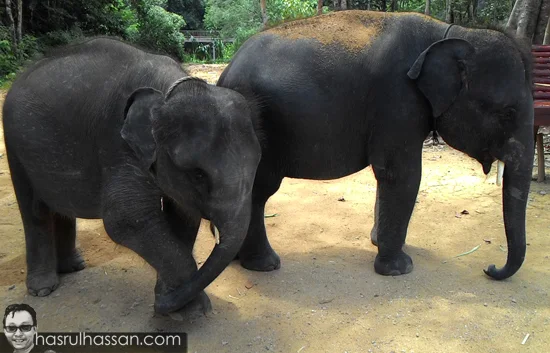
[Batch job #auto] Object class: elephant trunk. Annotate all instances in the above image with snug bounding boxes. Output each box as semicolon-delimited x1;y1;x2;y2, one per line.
154;203;251;313
484;132;534;280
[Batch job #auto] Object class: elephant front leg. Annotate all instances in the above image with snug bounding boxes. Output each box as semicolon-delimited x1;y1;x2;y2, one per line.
371;160;421;276
102;190;209;313
238;163;283;271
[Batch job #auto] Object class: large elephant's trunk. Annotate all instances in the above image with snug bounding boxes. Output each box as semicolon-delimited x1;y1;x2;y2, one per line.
484;131;534;280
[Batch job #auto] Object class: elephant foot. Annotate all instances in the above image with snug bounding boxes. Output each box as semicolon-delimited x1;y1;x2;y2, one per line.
57;249;86;273
240;250;281;272
27;271;60;296
374;250;413;276
155;290;212;316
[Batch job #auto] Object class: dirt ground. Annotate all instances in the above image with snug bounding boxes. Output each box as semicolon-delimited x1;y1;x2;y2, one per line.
1;64;549;353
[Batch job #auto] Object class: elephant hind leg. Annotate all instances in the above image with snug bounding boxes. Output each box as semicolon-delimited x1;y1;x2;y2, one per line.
7;153;59;296
55;214;86;273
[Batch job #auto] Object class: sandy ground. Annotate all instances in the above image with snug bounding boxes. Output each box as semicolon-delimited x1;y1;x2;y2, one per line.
0;64;549;353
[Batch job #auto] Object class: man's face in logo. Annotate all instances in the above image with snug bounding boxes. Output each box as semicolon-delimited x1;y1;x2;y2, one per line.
3;310;36;350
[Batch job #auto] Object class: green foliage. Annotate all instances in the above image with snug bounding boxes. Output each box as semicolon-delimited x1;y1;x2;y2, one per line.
204;0;320;52
129;0;187;59
38;26;85;48
167;0;206;29
204;0;262;38
0;26;39;85
476;0;513;25
267;0;318;24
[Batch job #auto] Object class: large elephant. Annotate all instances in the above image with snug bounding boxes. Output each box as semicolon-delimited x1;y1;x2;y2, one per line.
2;37;261;314
217;10;534;279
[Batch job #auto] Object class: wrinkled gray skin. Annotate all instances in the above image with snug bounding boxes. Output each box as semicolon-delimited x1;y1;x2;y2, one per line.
218;11;534;280
2;37;261;314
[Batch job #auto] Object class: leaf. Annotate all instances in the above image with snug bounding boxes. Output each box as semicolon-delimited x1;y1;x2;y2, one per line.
453;245;480;258
264;213;278;218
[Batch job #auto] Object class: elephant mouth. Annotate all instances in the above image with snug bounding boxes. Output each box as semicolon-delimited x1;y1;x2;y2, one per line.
477;150;496;175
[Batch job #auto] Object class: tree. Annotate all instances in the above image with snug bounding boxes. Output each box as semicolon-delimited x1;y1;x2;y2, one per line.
167;0;206;29
317;0;323;14
4;0;17;49
425;0;431;15
260;0;268;28
16;0;22;43
506;0;547;40
446;0;453;22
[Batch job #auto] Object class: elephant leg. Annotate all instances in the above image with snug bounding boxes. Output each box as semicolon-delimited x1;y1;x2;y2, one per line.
370;185;380;246
238;162;283;271
7;153;59;296
102;179;207;313
371;157;421;276
161;198;211;312
162;198;201;252
55;215;86;273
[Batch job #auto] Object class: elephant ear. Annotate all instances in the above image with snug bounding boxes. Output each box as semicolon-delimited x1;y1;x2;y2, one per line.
407;38;475;117
121;87;164;171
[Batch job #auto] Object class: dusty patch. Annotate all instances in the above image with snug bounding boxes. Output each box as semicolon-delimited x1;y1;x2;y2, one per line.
266;10;434;52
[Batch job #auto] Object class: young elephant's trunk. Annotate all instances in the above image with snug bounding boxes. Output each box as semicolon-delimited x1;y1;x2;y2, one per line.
484;128;534;280
154;200;252;314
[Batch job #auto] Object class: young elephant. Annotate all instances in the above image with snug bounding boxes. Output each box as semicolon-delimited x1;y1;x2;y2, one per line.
2;37;261;314
217;11;534;280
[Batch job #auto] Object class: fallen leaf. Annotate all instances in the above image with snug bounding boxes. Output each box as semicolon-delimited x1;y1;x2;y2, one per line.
338;197;345;202
454;245;480;258
483;239;492;244
264;213;278;218
461;210;469;215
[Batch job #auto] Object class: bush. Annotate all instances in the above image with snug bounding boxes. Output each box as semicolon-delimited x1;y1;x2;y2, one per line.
130;0;187;60
0;26;39;84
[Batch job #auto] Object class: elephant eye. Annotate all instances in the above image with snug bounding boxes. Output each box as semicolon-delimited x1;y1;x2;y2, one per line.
499;107;517;121
188;168;207;183
193;169;206;180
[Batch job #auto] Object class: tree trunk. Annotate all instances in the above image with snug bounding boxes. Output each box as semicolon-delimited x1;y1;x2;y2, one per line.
5;0;17;49
16;0;23;43
367;0;371;10
317;0;323;15
391;0;398;11
340;0;347;10
381;0;387;12
425;0;431;15
446;0;453;23
472;0;479;19
260;0;268;29
544;14;550;44
467;0;475;22
533;0;550;43
333;0;339;10
506;0;542;40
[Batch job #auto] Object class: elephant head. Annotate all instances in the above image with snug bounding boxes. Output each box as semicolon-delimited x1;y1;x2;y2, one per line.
408;32;534;280
121;77;261;312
